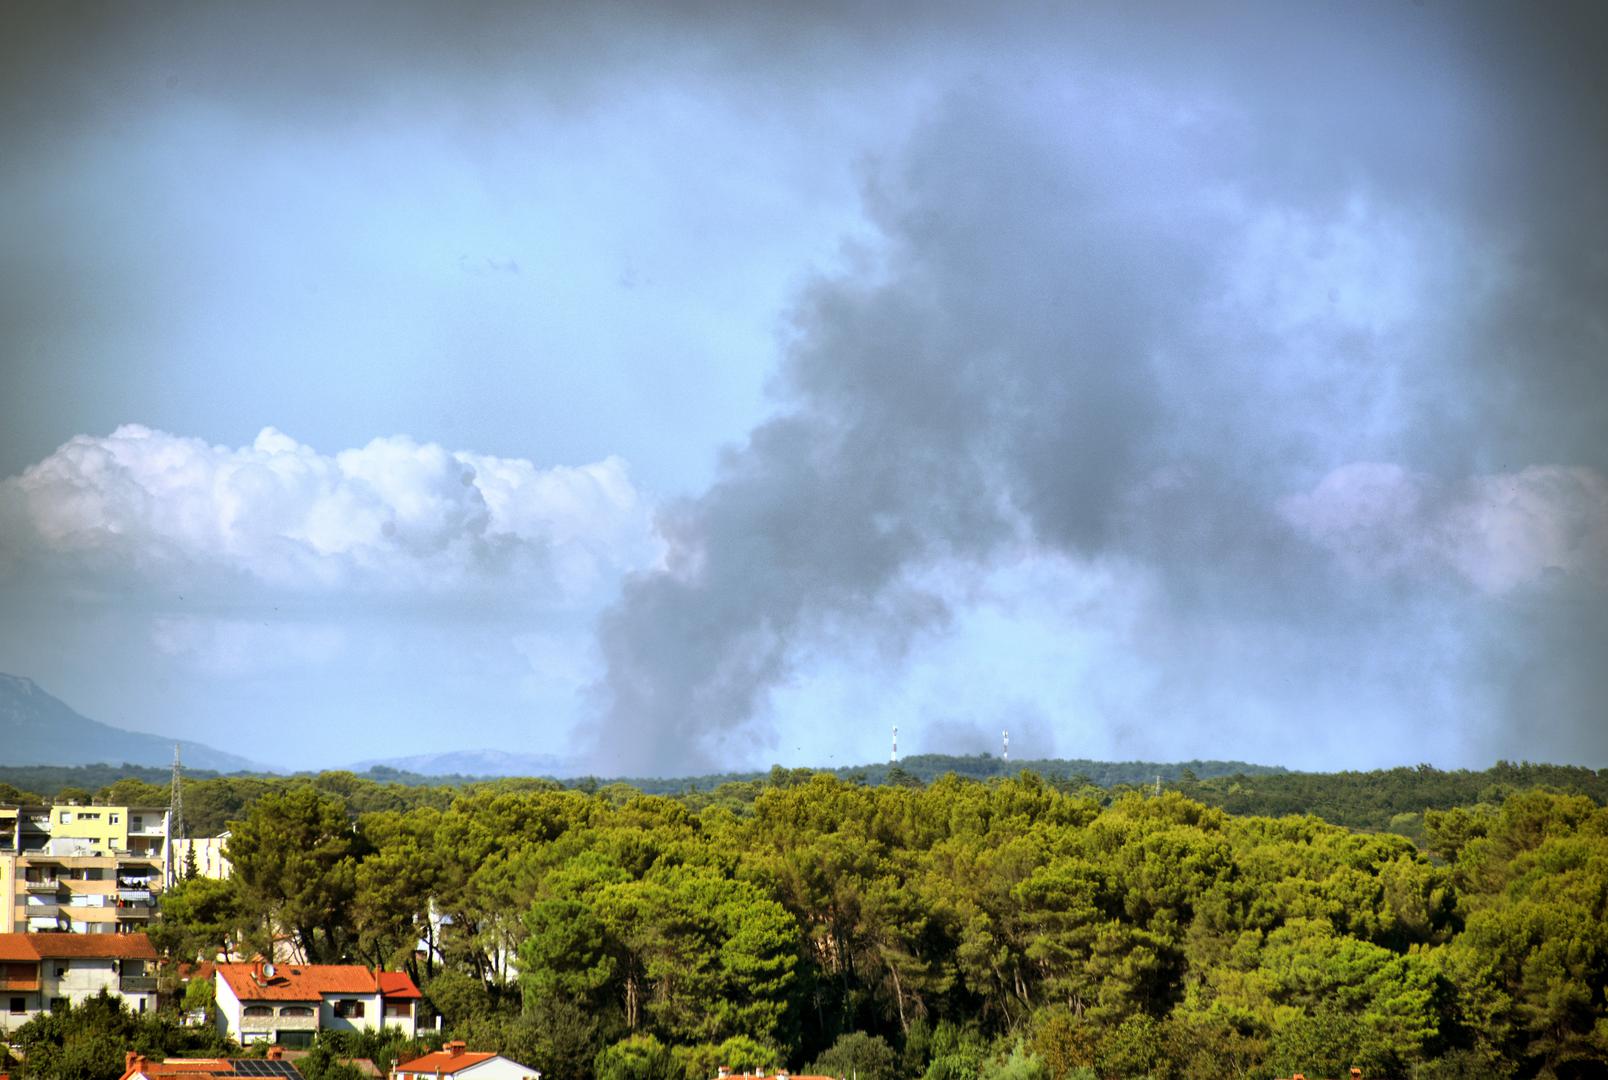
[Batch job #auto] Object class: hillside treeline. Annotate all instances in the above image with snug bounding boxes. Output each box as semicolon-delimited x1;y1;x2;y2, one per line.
145;772;1608;1080
5;758;1603;838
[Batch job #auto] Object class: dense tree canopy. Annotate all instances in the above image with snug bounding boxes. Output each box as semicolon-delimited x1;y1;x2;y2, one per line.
114;767;1608;1080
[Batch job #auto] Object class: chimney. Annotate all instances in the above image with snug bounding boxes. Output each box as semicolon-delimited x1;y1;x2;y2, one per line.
267;1047;284;1061
445;1041;467;1059
1350;1071;1362;1079
718;1069;731;1079
126;1051;148;1073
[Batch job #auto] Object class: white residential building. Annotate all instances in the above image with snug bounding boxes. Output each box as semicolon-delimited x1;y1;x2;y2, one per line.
0;932;160;1031
214;961;420;1048
393;1042;541;1080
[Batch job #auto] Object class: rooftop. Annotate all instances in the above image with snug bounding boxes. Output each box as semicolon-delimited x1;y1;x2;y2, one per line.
215;962;419;1002
0;932;158;962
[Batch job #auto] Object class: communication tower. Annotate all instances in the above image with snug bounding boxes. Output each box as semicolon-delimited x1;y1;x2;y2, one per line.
169;743;185;886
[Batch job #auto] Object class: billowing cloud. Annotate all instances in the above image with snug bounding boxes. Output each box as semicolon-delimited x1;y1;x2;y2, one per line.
589;5;1608;775
1283;463;1608;593
2;3;1605;773
0;424;660;601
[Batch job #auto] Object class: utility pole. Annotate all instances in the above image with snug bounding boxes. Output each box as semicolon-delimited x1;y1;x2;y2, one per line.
1002;729;1009;762
890;725;898;764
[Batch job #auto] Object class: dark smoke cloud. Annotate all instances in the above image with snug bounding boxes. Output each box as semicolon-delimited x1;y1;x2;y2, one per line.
3;2;1603;774
591;6;1608;775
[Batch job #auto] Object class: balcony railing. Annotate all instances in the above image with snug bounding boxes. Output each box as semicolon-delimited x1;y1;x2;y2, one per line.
118;889;154;903
24;879;63;892
119;976;159;993
117;907;153;920
0;976;40;992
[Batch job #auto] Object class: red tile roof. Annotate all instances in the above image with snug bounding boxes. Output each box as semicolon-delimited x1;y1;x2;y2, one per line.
377;971;422;999
122;1061;237;1079
0;933;158;961
0;937;37;963
215;962;419;1002
394;1050;500;1076
118;1058;296;1080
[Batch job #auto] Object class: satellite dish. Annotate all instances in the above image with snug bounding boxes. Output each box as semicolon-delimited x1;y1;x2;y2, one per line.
263;962;276;977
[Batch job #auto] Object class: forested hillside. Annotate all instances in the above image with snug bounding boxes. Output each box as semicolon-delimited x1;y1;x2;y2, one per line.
131;770;1608;1080
7;758;1602;839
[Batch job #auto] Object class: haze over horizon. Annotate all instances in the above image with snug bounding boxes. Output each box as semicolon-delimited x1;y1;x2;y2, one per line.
2;3;1605;776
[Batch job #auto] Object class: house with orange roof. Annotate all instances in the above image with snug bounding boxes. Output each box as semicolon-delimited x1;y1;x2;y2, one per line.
0;931;159;1032
118;1045;383;1080
392;1041;540;1080
214;961;419;1048
118;1046;305;1080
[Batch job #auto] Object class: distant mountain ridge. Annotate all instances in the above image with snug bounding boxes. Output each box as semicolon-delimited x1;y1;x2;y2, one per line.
346;748;574;778
0;673;266;773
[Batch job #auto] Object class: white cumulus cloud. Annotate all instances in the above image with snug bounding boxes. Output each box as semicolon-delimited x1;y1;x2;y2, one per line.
1281;462;1608;593
0;424;662;600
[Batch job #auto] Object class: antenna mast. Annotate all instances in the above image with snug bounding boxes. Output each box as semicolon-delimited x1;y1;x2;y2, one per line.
891;725;898;764
170;743;185;840
1002;729;1009;762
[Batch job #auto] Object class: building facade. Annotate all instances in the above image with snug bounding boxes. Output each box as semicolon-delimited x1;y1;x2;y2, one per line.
170;832;232;881
214;962;420;1048
1;804;169;934
0;931;160;1032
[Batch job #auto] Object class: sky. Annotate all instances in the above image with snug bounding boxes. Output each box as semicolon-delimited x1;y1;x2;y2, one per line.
1;2;1604;776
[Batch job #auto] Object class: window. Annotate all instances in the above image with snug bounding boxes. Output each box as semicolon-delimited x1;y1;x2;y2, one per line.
110;814;120;824
60;812;73;823
279;1006;314;1017
332;999;366;1019
54;965;68;977
385;1001;411;1017
243;1005;274;1018
9;998;24;1014
50;997;67;1011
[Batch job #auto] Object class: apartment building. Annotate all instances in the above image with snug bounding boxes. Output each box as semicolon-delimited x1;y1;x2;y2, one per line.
171;832;233;881
1;804;170;934
0;931;160;1032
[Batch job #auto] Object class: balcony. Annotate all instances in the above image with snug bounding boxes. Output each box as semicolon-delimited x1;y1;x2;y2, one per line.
116;906;153;920
0;976;40;993
24;879;63;893
118;889;154;903
22;901;60;916
119;976;159;994
239;1010;318;1033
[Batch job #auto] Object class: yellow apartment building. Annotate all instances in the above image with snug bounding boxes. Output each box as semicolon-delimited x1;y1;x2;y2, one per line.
2;804;169;935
